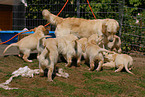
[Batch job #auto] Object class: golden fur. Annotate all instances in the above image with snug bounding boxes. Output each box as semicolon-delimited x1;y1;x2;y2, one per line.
107;35;122;53
42;9;119;42
3;25;48;62
103;53;134;75
88;34;104;48
56;34;78;67
37;38;58;81
88;34;122;53
37;35;52;57
76;38;113;71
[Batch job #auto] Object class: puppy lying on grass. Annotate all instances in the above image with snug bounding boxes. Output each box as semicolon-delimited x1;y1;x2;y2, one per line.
3;25;48;62
103;52;134;75
76;38;113;71
37;37;58;82
56;34;78;67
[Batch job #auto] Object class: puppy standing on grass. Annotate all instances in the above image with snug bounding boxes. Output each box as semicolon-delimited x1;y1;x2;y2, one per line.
37;37;58;82
103;52;134;75
3;25;48;62
76;38;113;71
56;34;78;67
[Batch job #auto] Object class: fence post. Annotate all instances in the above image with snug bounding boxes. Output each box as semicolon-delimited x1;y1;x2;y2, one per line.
118;0;125;37
77;0;80;18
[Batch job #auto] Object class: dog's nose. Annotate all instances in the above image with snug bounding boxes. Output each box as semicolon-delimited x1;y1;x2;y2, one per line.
109;39;113;42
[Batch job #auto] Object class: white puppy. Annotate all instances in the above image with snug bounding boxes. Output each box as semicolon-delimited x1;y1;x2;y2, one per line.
3;25;48;62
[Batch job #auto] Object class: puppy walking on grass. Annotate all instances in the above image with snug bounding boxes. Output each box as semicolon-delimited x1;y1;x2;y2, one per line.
3;25;48;62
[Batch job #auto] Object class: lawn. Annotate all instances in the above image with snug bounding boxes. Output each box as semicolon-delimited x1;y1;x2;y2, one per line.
0;54;145;97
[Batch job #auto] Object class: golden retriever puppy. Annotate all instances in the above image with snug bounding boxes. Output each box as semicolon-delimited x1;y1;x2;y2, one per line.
37;35;52;58
103;53;134;75
3;25;48;62
88;34;104;47
76;38;113;71
75;38;88;66
42;9;119;42
56;34;78;67
37;38;58;82
107;35;122;53
88;34;122;53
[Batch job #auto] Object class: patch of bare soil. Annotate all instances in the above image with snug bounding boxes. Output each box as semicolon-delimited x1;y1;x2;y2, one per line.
0;53;145;96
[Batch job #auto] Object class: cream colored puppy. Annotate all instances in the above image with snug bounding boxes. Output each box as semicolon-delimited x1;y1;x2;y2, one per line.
88;34;104;48
3;25;48;62
107;35;122;53
37;37;58;82
76;38;113;71
103;53;134;75
37;35;52;57
42;9;119;42
75;38;88;66
88;34;122;53
56;34;78;67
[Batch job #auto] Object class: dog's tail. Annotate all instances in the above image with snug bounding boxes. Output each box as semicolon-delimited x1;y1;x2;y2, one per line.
37;35;52;52
42;9;63;25
3;43;18;55
98;48;114;54
125;62;134;75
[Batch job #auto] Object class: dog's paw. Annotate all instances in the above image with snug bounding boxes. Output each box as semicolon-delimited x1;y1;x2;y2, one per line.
96;69;100;72
28;60;33;62
77;63;81;67
65;63;71;67
89;68;94;71
115;70;118;72
129;68;132;70
48;79;53;82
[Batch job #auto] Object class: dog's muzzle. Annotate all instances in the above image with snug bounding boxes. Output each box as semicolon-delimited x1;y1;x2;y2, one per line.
109;39;113;42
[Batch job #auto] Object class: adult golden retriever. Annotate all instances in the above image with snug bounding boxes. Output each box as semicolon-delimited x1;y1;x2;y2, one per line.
42;9;119;42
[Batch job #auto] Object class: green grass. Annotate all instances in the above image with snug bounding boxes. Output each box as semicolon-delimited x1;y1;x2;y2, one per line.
0;56;145;97
50;80;77;95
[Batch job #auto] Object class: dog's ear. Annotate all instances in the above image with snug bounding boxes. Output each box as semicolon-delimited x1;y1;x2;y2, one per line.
116;21;120;31
54;38;58;48
112;53;117;60
42;26;46;32
102;24;107;34
74;39;78;52
90;40;97;45
46;47;50;56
